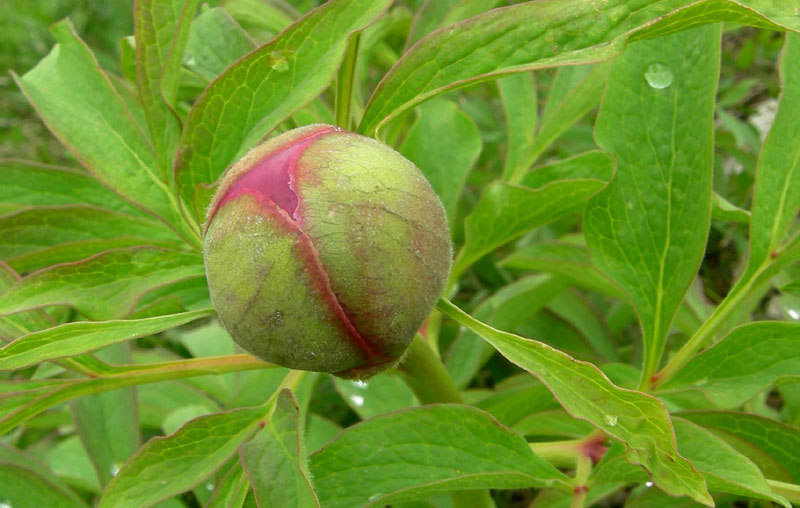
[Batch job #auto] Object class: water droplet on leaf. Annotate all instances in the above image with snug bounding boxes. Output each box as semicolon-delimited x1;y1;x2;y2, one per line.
0;500;12;508
352;380;368;388
644;63;673;89
110;462;121;477
645;481;654;487
350;395;365;406
604;414;618;426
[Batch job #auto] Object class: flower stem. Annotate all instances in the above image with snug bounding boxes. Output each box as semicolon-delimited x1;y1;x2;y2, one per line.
398;334;461;404
398;334;495;508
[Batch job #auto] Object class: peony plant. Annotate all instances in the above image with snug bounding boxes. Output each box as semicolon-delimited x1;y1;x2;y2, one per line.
0;1;799;507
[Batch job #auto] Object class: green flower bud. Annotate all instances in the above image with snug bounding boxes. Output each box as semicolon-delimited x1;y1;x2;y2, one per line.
203;125;451;378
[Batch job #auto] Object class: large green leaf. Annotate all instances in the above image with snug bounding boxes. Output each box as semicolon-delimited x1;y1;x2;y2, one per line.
184;6;256;81
0;463;88;508
135;0;198;175
446;275;568;388
0;309;213;371
399;98;481;224
678;411;800;483
510;63;610;183
0;247;204;320
15;21;198;246
71;344;141;486
98;372;300;508
584;26;719;383
309;404;567;508
359;0;799;136
437;298;712;505
740;32;800;283
654;30;800;388
98;405;267;508
239;389;320;507
0;355;271;434
174;0;393;222
0;160;145;217
451;177;606;280
497;72;536;180
206;461;250;508
673;418;789;506
0;205;179;261
502;242;625;299
661;321;800;408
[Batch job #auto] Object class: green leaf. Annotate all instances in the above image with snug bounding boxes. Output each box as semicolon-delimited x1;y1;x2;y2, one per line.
436;298;713;505
0;205;180;261
405;0;460;47
206;462;250;508
98;404;268;508
71;344;141;486
0;309;212;371
0;355;270;434
0;463;89;508
47;436;102;493
15;20;198;246
0;247;204;320
673;417;790;506
452;177;606;280
740;33;800;282
174;0;392;222
501;241;624;299
678;411;800;483
98;373;302;508
661;321;800;408
521;150;614;189
135;0;199;175
333;375;416;419
498;72;536;180
240;389;320;508
221;0;297;39
359;0;800;136
584;26;720;383
511;63;610;183
399;99;481;225
6;238;180;275
309;404;567;508
184;6;256;81
445;275;568;388
0;160;146;217
711;192;750;224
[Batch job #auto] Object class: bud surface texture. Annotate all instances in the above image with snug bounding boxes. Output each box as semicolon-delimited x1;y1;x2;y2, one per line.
203;125;451;377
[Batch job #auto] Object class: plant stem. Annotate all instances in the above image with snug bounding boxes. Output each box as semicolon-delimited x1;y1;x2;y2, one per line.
334;31;361;131
570;456;592;508
398;335;495;508
399;334;462;404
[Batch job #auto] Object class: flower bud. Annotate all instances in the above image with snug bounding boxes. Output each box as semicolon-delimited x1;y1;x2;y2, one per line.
203;125;451;378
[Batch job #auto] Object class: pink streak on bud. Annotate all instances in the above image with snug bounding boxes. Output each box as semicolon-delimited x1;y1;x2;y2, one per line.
209;126;336;225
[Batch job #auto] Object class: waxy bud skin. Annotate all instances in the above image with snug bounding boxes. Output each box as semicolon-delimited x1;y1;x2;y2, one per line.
203;125;451;378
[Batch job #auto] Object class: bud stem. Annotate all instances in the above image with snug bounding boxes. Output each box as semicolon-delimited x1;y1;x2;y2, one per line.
398;335;496;508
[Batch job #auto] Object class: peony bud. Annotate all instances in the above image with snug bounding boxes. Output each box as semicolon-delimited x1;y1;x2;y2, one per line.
203;125;451;378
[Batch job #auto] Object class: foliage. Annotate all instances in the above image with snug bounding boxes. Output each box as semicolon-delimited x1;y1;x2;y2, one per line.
2;0;800;507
